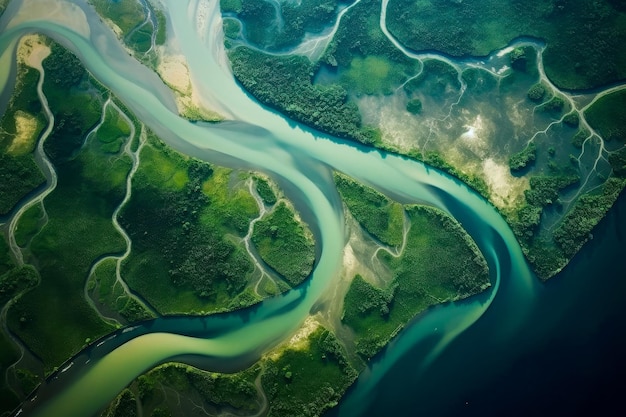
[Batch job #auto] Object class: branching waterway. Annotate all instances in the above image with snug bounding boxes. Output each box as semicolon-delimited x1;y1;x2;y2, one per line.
0;1;624;416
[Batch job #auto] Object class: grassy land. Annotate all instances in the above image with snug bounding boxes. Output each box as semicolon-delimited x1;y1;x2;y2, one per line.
386;0;626;89
104;362;260;416
225;0;340;50
262;326;358;417
89;0;166;58
120;133;260;314
14;203;44;247
255;176;277;205
0;330;20;415
507;175;626;279
585;90;626;144
96;104;131;154
89;0;145;35
6;42;133;370
0;234;39;415
229;47;381;145
0;61;46;215
343;205;489;359
334;172;403;247
88;259;154;324
251;202;315;286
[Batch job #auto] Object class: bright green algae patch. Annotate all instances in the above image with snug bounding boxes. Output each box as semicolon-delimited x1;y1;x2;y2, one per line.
334;172;403;247
386;0;626;89
120;133;259;314
252;202;315;286
343;205;490;359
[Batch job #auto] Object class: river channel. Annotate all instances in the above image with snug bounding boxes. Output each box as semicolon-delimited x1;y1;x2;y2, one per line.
0;1;623;416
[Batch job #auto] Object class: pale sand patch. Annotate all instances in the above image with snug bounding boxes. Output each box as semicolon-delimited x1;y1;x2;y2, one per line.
156;50;222;121
16;34;51;71
158;55;190;93
482;158;529;209
286;316;320;350
8;0;90;38
7;110;39;156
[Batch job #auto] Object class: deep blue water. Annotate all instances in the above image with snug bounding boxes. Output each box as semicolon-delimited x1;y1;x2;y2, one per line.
331;190;626;416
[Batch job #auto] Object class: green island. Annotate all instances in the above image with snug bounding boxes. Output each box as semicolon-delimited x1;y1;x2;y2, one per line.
338;175;490;358
251;201;315;286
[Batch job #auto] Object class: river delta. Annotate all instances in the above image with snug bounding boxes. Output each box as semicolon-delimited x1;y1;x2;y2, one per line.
0;1;625;416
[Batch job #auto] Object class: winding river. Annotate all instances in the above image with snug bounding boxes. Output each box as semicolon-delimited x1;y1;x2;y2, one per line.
0;1;622;416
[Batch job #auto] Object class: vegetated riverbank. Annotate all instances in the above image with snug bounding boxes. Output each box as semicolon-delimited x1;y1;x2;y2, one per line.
119;131;262;314
251;201;315;287
88;0;223;122
103;317;357;417
7;39;131;371
0;35;47;216
337;175;489;359
385;0;626;90
222;0;626;281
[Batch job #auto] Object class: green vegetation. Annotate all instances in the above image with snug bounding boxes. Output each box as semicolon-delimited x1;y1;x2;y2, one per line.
341;55;411;96
608;147;626;177
406;98;422;114
403;59;461;99
343;205;489;358
154;8;167;45
510;175;579;243
462;67;499;95
0;236;39;414
89;0;165;58
563;112;580;127
96;105;131;154
554;178;625;258
89;259;154;324
221;0;243;13
0;330;20;414
419;152;490;198
229;47;380;145
585;90;626;143
0;61;46;215
105;362;260;416
255;176;277;205
509;142;537;171
262;327;357;417
571;128;589;148
539;96;565;115
386;0;626;89
7;43;130;370
334;173;404;247
527;83;547;102
226;0;339;49
14;203;45;247
252;202;315;286
120;133;259;314
89;0;145;35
